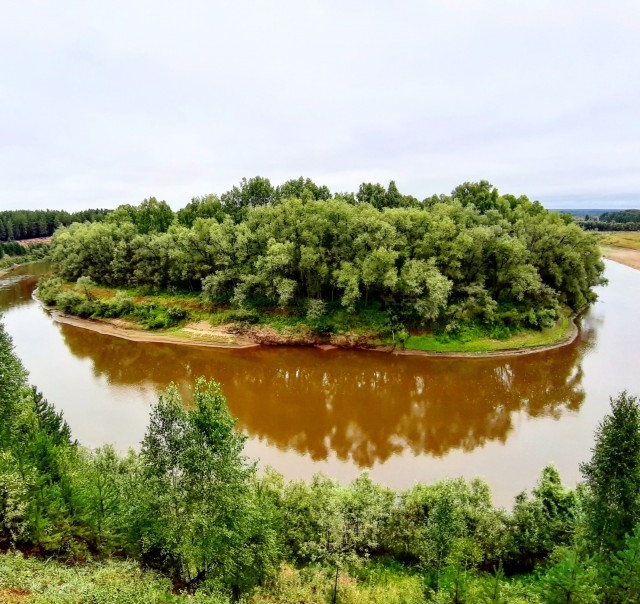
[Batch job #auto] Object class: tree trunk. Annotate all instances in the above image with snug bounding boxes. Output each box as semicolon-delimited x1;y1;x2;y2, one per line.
332;565;339;604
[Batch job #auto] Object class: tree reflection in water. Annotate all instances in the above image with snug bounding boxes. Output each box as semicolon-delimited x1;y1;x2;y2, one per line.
58;318;593;467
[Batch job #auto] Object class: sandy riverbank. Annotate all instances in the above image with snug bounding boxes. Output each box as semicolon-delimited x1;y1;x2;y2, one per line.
43;304;580;358
47;310;260;349
601;245;640;271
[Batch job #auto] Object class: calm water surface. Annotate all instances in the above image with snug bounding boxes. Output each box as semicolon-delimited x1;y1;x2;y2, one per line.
2;260;639;506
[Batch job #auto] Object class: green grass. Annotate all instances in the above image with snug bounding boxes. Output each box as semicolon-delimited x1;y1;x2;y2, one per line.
599;232;640;250
0;552;542;604
0;553;427;604
0;551;205;604
401;316;572;353
0;254;44;272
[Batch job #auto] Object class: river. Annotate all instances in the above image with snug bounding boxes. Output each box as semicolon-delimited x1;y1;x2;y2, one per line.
1;260;639;507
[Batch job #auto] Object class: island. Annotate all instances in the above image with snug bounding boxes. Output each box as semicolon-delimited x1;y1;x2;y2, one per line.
36;178;604;355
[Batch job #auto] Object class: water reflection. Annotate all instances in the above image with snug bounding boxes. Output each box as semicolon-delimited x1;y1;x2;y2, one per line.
0;262;51;311
11;260;640;506
56;316;592;466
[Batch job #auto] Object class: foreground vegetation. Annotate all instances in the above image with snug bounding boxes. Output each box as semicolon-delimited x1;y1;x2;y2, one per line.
2;317;640;602
46;178;603;351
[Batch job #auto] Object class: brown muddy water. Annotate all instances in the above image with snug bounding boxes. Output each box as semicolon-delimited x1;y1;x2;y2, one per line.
2;260;639;507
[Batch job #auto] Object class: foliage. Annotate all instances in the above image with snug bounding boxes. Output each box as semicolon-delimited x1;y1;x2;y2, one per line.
133;378;278;593
579;220;640;232
599;209;640;224
38;276;189;329
538;547;600;603
505;466;577;573
0;242;50;270
0;208;109;242
580;392;640;555
49;179;605;334
603;525;640;603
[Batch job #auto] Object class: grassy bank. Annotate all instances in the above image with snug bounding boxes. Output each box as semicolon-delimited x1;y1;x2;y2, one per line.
598;232;640;271
0;254;47;275
401;315;573;353
36;277;577;355
598;231;640;250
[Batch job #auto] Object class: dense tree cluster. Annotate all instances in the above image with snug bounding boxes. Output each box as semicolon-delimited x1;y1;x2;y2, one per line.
0;241;28;258
0;320;275;594
0;241;50;270
50;179;604;332
0;208;110;241
579;209;640;231
2;318;640;601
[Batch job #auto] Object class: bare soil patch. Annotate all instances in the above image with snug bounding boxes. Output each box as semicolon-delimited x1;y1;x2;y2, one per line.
48;312;258;349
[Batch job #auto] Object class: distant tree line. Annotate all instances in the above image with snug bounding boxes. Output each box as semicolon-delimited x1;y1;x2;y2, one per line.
578;209;640;231
2;318;640;602
600;209;640;223
49;178;605;333
0;208;111;242
579;221;640;232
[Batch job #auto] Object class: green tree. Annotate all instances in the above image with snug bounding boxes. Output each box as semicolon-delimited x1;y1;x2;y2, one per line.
277;177;331;202
605;524;640;603
134;378;277;595
176;195;225;227
540;547;599;604
221;176;276;221
0;320;29;447
580;392;640;554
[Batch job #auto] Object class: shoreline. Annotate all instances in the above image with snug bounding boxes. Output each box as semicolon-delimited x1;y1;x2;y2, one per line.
601;245;640;272
40;299;580;358
0;259;44;279
45;308;260;349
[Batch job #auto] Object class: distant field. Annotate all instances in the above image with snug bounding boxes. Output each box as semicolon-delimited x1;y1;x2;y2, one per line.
599;232;640;250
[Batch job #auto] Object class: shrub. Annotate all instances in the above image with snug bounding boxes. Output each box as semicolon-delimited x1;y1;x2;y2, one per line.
306;298;326;321
55;290;85;314
37;276;64;305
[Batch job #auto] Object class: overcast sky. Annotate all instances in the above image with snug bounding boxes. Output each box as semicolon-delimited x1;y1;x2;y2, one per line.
1;1;638;211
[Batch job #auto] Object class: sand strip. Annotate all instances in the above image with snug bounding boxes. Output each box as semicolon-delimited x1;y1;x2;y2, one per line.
601;246;640;271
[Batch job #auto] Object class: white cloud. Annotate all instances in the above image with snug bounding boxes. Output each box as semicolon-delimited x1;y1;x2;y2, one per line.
1;0;638;210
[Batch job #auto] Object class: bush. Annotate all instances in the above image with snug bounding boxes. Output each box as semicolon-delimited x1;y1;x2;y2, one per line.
37;276;64;305
111;291;135;315
129;302;187;329
166;306;188;322
55;290;85;314
306;298;326;321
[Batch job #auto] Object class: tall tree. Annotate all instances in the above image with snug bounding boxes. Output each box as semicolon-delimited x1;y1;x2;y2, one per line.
580;392;640;554
134;378;277;594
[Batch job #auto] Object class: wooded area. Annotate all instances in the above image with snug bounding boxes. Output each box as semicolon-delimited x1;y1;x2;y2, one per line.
0;209;110;241
48;179;605;334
